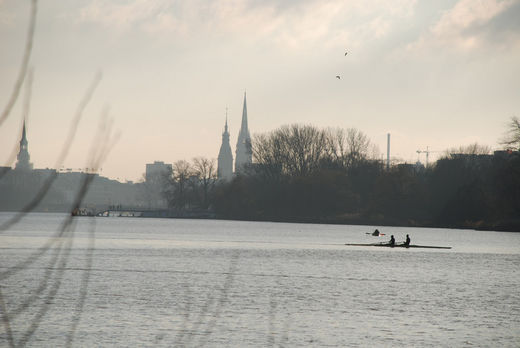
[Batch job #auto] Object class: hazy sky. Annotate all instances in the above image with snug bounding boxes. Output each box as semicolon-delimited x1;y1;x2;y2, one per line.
1;0;519;181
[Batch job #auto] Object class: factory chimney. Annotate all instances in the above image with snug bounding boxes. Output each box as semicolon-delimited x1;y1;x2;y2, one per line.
386;133;390;170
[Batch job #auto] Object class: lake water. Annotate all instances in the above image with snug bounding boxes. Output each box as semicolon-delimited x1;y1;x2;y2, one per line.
1;212;519;347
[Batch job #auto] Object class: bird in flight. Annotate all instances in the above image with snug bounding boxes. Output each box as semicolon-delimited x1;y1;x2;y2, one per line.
336;75;341;79
344;51;348;56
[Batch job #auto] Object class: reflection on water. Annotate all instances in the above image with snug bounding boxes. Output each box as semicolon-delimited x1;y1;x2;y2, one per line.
1;213;519;347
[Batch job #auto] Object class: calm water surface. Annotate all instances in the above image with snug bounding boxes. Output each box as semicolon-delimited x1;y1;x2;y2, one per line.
1;213;519;347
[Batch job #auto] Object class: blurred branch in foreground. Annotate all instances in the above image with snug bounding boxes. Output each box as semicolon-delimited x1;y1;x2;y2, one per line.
0;0;37;128
0;113;119;347
0;69;34;181
0;72;102;233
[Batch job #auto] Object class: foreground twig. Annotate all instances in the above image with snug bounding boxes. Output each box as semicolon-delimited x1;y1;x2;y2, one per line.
177;250;240;347
1;114;118;346
0;0;37;128
0;69;33;180
0;72;102;233
65;218;96;348
0;288;14;348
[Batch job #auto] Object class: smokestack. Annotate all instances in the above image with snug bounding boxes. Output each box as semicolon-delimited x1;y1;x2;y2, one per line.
386;133;390;170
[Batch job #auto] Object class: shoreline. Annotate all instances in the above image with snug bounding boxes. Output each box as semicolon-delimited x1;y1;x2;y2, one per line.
1;209;519;233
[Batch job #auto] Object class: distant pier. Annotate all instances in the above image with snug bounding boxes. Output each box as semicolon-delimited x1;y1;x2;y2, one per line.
90;207;216;219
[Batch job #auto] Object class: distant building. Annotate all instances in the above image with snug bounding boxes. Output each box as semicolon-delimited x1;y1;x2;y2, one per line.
1;122;157;211
15;120;33;171
235;92;252;173
145;161;172;184
217;115;233;181
143;161;172;209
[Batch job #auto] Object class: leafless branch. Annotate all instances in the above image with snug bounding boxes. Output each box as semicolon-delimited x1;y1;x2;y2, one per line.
16;230;75;347
0;68;34;180
196;250;239;347
6;238;67;318
500;116;520;150
1;114;118;346
0;288;14;348
0;0;37;128
0;72;102;233
65;218;96;348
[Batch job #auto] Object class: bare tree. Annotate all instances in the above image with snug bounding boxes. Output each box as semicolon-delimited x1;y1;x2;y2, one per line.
168;160;192;209
445;143;491;156
192;157;217;209
344;128;371;163
324;128;372;169
289;125;328;176
253;124;328;177
253;125;374;178
251;133;284;180
501;116;520;150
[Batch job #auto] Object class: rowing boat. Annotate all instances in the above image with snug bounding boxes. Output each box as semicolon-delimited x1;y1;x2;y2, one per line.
344;243;451;249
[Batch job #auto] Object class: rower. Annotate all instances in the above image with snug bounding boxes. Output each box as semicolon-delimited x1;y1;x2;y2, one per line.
389;235;395;247
404;234;410;247
372;229;380;236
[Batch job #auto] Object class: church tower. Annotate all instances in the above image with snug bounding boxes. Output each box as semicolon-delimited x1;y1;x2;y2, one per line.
217;111;233;181
15;120;33;171
235;92;252;173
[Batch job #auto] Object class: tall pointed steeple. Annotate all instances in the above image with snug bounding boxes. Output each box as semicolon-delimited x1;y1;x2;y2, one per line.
217;108;233;181
235;92;252;173
225;113;229;133
15;119;33;171
240;92;248;134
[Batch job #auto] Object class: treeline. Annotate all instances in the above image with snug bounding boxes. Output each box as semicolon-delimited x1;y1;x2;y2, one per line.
209;124;520;231
156;157;217;210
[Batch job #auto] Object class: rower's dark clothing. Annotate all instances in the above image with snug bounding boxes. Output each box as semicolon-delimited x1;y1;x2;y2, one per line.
372;229;380;236
389;235;395;246
404;235;410;246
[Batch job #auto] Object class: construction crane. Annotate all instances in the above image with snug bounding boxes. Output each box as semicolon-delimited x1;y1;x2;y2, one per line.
416;146;440;167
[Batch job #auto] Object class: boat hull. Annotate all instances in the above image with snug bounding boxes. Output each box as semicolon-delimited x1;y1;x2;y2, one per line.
344;243;451;249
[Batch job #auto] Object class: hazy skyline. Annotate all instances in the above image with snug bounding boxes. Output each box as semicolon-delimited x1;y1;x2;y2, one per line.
1;0;519;181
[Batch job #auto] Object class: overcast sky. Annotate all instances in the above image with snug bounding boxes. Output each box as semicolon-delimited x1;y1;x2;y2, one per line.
1;0;519;181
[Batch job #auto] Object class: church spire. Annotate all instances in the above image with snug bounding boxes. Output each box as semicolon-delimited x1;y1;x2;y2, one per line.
240;91;248;132
225;107;228;133
16;119;33;171
235;91;252;173
21;120;27;145
218;108;233;181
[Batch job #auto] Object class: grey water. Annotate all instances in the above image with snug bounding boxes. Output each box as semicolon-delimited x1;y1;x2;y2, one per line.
1;213;519;347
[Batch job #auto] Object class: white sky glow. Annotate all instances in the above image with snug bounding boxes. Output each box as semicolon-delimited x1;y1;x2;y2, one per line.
1;0;519;181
